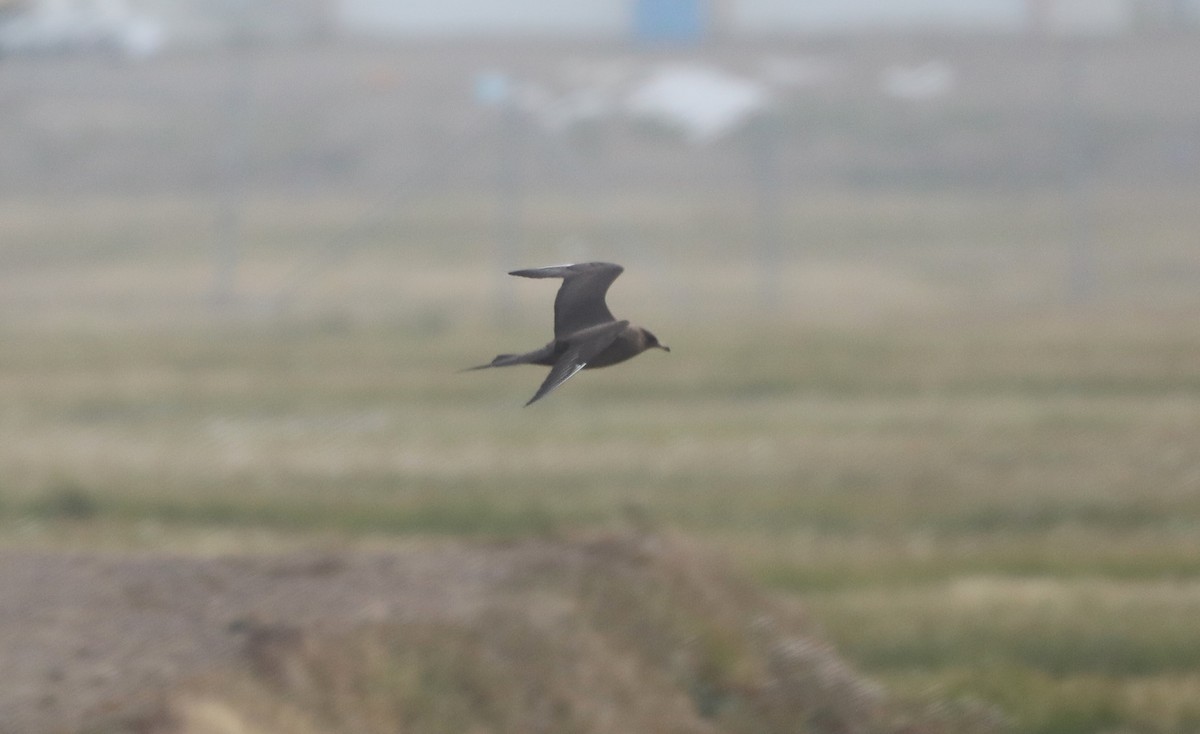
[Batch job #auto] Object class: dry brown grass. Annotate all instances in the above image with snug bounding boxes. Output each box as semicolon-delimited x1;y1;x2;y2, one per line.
86;533;999;734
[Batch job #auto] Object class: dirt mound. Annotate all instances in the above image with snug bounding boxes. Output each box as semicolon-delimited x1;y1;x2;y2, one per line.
0;534;999;734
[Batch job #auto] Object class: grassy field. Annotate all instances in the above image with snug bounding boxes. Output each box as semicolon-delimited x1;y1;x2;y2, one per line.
4;36;1200;731
3;184;1200;733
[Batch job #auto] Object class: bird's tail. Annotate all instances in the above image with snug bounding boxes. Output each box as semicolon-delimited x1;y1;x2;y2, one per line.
463;353;526;371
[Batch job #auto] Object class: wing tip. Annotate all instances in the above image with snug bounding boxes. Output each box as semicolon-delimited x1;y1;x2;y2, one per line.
509;263;576;278
508;262;624;279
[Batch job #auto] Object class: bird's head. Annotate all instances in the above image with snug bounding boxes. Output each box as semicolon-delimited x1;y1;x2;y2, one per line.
643;329;670;353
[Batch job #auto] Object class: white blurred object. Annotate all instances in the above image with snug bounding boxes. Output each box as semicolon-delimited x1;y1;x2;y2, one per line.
530;58;631;132
473;70;513;105
533;87;614;133
624;64;771;144
113;14;164;58
0;0;165;58
880;60;956;101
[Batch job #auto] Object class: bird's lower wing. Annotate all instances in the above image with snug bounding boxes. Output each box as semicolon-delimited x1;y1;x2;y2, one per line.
526;353;587;406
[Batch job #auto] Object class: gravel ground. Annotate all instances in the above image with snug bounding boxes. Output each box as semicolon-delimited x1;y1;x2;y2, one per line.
0;543;522;734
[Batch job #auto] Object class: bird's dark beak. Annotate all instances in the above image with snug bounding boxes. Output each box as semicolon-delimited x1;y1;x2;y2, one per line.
659;344;671;353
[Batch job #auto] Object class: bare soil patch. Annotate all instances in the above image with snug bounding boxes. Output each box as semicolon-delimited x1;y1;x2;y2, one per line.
0;533;938;734
1;540;525;732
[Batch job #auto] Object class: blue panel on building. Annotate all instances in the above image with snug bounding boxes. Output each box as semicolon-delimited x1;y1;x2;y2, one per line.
633;0;707;43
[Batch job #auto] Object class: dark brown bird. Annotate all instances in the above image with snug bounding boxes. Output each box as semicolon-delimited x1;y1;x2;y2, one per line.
468;262;669;405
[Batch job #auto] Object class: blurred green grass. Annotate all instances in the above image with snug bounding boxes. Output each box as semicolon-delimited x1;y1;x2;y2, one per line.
3;186;1200;732
4;316;1200;732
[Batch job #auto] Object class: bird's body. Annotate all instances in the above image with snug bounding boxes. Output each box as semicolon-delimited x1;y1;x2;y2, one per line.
468;262;669;405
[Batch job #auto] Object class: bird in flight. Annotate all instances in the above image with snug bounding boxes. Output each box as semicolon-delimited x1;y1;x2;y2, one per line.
468;262;669;405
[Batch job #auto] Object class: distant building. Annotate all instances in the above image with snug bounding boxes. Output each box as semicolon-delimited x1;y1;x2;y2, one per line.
1027;0;1133;34
5;0;1195;51
0;0;27;17
137;0;332;44
0;0;333;48
727;0;1027;34
339;0;624;37
0;0;167;56
337;0;1198;38
1133;0;1200;27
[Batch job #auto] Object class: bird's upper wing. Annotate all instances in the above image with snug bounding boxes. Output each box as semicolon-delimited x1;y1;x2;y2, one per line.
525;320;627;406
509;262;624;340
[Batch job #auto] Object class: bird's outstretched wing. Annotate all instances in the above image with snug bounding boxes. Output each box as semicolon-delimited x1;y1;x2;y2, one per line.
525;320;627;406
509;262;624;340
526;349;587;406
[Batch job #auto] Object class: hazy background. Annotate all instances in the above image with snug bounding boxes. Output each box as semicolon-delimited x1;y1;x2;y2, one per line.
3;0;1200;326
3;1;1200;733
